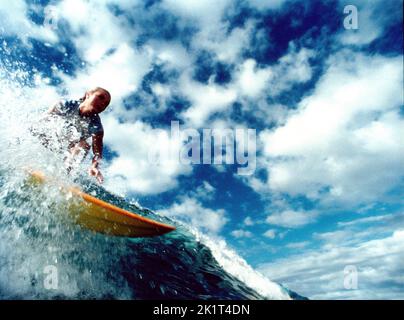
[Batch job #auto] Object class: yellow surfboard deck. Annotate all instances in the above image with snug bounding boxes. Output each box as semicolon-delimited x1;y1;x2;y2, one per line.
28;170;175;238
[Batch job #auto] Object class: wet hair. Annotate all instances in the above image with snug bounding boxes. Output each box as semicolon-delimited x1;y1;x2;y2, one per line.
80;87;111;107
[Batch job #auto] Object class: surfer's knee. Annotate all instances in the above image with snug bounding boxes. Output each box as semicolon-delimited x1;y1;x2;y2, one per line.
78;140;91;151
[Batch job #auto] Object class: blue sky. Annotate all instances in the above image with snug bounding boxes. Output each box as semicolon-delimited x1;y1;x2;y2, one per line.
0;0;403;299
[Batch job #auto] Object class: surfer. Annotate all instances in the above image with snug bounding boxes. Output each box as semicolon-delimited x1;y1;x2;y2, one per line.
33;87;111;183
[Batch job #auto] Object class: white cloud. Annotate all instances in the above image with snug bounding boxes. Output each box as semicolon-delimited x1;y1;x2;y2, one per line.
313;229;352;245
195;20;255;65
258;229;404;299
231;229;253;238
150;82;172;111
337;214;394;227
244;216;254;226
247;0;289;11
149;41;193;70
286;241;310;249
3;0;151;109
190;181;216;201
180;75;237;126
235;46;314;99
159;197;228;235
315;212;404;249
266;210;318;228
162;0;253;64
236;59;273;98
102;116;192;195
57;0;140;63
161;0;231;24
270;46;314;94
57;43;151;108
263;229;277;239
259;52;404;205
179;45;314;127
0;1;57;44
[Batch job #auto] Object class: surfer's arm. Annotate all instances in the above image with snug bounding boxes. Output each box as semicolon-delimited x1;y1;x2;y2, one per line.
47;101;64;115
91;132;103;165
89;133;104;183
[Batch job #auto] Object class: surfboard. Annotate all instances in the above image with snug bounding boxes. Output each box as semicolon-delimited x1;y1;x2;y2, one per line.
27;170;175;238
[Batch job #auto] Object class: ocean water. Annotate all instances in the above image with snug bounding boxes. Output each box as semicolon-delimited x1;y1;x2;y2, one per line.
0;55;304;300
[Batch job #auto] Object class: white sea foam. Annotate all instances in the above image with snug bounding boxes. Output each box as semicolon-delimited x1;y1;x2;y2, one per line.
180;224;291;300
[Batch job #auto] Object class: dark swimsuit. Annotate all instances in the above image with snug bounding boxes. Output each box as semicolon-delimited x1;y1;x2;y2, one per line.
31;99;104;153
56;99;104;140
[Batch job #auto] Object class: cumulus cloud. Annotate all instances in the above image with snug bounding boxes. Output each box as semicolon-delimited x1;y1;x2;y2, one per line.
57;43;152;106
161;0;251;64
315;212;404;249
161;0;231;25
285;241;310;249
246;0;289;11
236;59;273;98
235;45;314;99
259;51;404;205
0;0;57;44
179;45;314;127
195;20;256;65
263;229;277;239
56;0;140;63
231;229;253;238
258;216;404;299
180;75;238;126
266;210;318;228
102;116;192;195
159;197;229;235
149;41;193;70
189;181;216;202
244;216;254;226
269;45;314;94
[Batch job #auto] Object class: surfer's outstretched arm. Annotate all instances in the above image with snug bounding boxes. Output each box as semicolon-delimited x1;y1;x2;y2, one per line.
89;132;104;183
46;101;64;116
